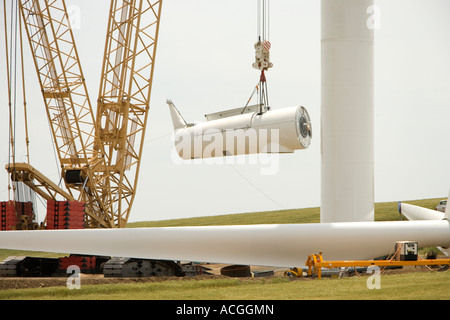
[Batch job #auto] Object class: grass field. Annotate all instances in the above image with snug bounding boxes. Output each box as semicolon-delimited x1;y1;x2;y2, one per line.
126;197;443;228
0;271;449;300
0;197;448;300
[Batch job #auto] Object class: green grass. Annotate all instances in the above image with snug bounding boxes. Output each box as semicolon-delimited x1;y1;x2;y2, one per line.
0;271;449;300
127;197;444;228
374;198;443;221
127;207;321;228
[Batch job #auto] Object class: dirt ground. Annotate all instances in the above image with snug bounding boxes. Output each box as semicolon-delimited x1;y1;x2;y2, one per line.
0;263;447;291
0;273;230;290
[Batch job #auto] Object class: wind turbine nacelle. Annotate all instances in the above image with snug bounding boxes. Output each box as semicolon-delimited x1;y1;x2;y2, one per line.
167;101;312;160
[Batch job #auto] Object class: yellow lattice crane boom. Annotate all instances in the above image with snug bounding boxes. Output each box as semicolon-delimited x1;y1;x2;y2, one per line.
94;0;162;228
6;0;162;228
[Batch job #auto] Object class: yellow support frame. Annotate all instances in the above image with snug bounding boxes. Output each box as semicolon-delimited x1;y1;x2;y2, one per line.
306;252;450;279
5;163;74;202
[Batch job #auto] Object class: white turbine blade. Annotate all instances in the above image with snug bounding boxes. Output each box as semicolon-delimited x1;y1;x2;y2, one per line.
398;202;445;221
0;221;449;267
438;247;450;257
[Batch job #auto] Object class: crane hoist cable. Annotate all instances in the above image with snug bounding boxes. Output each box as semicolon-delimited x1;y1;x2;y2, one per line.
246;0;272;115
243;72;270;115
3;0;18;202
18;6;31;166
257;0;270;43
3;0;34;207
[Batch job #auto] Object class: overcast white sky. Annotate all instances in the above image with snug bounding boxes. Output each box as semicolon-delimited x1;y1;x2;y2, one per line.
1;0;449;223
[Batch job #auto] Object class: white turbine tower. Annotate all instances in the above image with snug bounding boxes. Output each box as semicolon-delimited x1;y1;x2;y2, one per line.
321;0;375;223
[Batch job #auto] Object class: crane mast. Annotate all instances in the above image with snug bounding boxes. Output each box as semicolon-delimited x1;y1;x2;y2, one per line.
95;0;162;228
19;0;97;168
7;0;163;228
17;0;108;227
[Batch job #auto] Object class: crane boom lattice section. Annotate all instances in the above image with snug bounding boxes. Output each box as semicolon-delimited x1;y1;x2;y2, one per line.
19;0;110;228
95;0;163;227
19;0;97;167
15;0;163;228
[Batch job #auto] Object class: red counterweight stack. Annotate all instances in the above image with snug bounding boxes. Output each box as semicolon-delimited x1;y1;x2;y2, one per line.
1;201;36;230
46;200;86;230
1;201;19;231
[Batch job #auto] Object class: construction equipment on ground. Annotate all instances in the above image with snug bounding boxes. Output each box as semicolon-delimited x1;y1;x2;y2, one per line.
0;254;210;277
1;0;188;277
3;0;162;229
305;250;450;279
1;0;278;278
